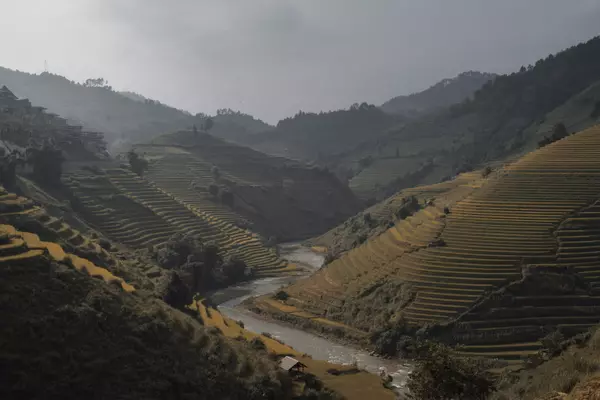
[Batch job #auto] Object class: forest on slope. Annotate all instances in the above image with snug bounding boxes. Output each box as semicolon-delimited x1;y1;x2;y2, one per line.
380;71;497;116
239;72;494;164
0;67;272;148
327;36;600;200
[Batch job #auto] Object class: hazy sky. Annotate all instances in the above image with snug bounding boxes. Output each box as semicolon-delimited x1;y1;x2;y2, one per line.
2;1;600;123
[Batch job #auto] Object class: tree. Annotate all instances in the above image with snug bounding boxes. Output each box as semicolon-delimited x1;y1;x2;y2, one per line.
222;256;247;283
211;165;220;180
221;190;234;208
0;148;25;189
552;122;568;140
204;118;214;132
407;342;495;400
208;183;219;197
127;150;149;176
83;77;111;89
26;140;65;185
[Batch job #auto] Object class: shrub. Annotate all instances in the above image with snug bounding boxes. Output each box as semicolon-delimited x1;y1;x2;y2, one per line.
222;256;247;283
273;290;289;301
211;165;220;180
541;329;565;355
98;238;112;251
208;184;219;197
407;342;496;400
127;150;149;176
220;190;234;207
250;337;266;351
482;166;493;177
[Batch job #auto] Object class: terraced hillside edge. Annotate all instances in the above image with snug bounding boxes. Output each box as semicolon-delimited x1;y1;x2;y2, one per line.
259;124;600;367
62;165;293;277
0;184;173;296
141;129;361;240
0;224;294;399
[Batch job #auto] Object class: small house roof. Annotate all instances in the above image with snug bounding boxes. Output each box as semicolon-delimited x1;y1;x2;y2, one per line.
279;356;307;371
0;85;17;99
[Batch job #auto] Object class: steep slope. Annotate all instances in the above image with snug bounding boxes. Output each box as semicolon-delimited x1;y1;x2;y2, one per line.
0;223;292;399
260;124;600;365
142;129;361;240
62;165;290;276
329;36;600;200
380;71;496;116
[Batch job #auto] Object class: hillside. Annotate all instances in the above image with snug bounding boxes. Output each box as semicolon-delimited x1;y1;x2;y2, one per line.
141;129;361;240
380;71;496;116
253;124;600;370
0;197;291;399
0;67;271;147
240;103;400;163
327;36;600;200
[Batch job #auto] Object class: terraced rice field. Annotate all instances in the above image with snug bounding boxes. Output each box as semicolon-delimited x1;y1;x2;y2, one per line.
286;124;600;363
349;157;424;199
144;152;247;226
0;212;133;292
63;168;289;275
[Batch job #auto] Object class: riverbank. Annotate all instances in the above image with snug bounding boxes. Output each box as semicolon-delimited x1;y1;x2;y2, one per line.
195;299;396;400
211;243;411;393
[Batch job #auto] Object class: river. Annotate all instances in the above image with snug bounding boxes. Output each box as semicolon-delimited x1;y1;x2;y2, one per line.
212;242;412;390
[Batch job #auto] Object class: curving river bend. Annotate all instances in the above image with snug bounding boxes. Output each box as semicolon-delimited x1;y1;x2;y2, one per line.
212;242;412;390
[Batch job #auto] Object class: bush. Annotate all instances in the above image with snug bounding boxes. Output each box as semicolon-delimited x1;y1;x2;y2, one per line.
127;150;149;176
220;190;234;207
541;329;565;355
273;290;289;301
208;184;219;197
538;122;570;148
250;337;266;351
482;166;492;177
407;342;495;400
98;238;112;251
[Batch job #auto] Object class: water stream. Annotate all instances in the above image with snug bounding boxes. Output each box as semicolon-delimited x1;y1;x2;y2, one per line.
213;242;412;390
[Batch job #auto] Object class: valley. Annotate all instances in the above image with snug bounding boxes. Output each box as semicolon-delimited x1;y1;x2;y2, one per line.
2;22;600;399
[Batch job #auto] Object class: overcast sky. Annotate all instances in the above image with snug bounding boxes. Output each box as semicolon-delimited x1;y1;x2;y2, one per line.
1;1;599;123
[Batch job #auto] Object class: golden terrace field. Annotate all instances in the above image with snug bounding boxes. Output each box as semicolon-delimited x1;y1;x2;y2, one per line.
278;124;600;363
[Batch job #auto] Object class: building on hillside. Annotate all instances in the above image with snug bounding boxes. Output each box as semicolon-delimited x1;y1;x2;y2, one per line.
0;85;30;110
279;356;307;375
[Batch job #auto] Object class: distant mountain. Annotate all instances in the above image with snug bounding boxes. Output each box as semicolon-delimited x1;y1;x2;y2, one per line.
118;90;149;103
380;71;496;116
210;109;274;142
328;36;600;200
0;67;269;148
239;103;401;163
